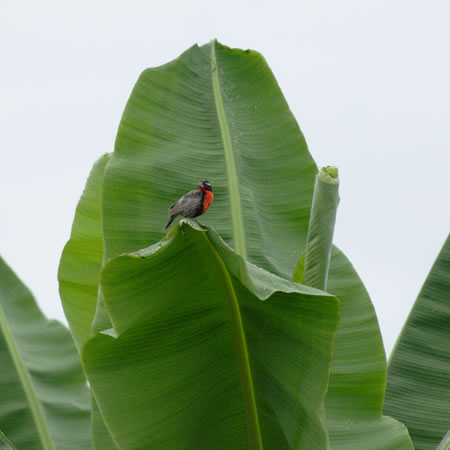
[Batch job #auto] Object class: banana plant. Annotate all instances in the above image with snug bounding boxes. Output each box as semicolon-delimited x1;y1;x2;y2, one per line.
384;233;450;449
0;40;449;449
0;257;91;450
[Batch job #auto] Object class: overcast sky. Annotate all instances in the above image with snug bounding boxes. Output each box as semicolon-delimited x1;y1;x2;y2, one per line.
1;0;449;356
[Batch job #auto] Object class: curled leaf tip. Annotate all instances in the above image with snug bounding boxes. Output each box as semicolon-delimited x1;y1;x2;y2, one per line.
319;166;339;184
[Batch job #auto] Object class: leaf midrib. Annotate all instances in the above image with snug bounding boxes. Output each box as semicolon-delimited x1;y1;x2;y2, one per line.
210;41;247;259
0;305;54;450
200;232;262;449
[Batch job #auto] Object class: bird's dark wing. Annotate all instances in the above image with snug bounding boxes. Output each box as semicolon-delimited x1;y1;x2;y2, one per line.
169;189;203;218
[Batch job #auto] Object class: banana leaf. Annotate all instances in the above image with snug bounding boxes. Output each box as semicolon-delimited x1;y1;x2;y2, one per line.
384;233;450;449
58;154;117;449
325;247;413;449
0;257;91;450
101;41;316;272
437;430;450;450
82;222;339;449
0;430;15;450
59;154;110;351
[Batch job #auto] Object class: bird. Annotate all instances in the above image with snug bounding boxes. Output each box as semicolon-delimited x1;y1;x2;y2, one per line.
164;180;214;230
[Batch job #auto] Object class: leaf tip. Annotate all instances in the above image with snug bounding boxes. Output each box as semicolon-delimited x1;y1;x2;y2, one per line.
318;166;339;184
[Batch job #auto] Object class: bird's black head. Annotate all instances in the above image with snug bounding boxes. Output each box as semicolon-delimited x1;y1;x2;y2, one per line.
198;180;212;192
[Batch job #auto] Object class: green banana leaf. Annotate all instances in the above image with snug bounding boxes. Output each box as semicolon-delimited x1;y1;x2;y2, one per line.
325;248;413;450
85;40;412;448
0;257;91;450
82;222;339;449
384;233;450;450
59;154;110;351
0;430;16;450
101;41;316;271
437;430;450;450
90;399;117;450
58;154;118;449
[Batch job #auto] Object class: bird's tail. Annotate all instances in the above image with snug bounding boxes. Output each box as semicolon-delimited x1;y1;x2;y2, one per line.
164;215;176;230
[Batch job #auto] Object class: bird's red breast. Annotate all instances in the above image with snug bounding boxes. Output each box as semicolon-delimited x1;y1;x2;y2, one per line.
200;189;214;213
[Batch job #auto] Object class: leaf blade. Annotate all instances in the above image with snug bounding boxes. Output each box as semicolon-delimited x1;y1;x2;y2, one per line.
58;154;110;350
83;224;339;449
0;257;91;450
384;233;450;449
210;41;247;258
101;41;316;279
325;247;414;449
200;231;261;448
0;305;53;450
437;430;450;450
0;430;16;450
57;154;116;448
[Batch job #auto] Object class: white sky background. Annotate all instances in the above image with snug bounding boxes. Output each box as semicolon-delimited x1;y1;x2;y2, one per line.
1;0;449;356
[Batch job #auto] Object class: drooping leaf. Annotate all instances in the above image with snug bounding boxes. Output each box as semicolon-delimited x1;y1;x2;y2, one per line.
58;153;110;351
82;223;339;449
0;257;91;450
384;233;450;450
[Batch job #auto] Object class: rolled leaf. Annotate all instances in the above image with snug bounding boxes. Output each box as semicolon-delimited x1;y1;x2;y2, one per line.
302;166;339;291
384;233;450;449
293;166;339;449
83;223;339;449
0;257;91;450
